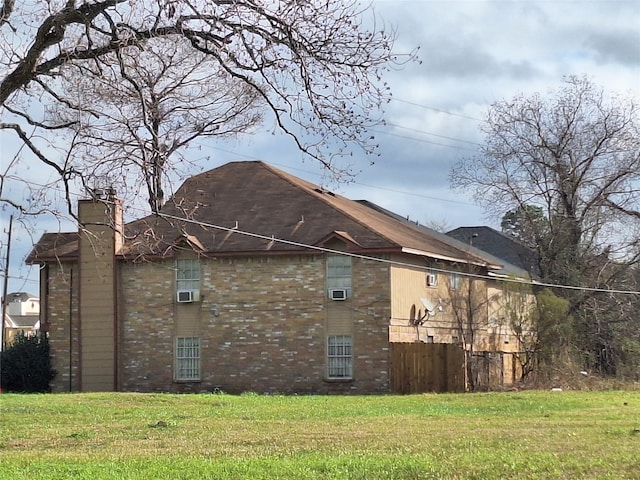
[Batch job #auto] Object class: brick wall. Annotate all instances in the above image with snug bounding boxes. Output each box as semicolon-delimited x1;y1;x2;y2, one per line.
117;253;392;394
46;263;80;392
119;259;175;391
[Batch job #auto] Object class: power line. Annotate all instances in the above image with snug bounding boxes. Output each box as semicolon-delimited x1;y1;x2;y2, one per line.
154;211;640;296
370;128;478;151
391;98;484;122
385;122;482;146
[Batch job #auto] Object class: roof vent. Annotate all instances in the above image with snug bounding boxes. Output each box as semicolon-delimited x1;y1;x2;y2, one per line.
313;187;335;196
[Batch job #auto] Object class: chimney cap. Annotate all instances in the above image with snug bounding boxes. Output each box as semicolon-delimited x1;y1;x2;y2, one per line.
91;187;117;200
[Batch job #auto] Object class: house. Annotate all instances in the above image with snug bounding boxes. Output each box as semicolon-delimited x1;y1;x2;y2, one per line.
2;292;40;348
27;161;527;394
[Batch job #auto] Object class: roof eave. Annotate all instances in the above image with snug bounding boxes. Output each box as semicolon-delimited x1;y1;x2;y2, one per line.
401;247;500;269
26;253;78;265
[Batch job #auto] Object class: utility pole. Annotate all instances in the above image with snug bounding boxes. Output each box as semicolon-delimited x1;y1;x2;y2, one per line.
0;214;13;393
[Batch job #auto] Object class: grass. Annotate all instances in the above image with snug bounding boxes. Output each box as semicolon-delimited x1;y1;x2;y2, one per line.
1;390;639;479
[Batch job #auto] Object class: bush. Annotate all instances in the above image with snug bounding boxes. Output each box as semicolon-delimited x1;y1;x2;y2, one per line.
1;331;56;392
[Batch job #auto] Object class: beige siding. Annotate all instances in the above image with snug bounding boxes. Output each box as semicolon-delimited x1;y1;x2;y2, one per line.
175;303;201;337
326;302;352;336
390;257;433;321
388;255;453;343
78;199;117;392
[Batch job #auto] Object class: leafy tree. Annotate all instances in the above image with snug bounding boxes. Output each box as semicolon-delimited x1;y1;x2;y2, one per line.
1;332;56;393
1;0;409;217
509;288;572;382
500;205;547;250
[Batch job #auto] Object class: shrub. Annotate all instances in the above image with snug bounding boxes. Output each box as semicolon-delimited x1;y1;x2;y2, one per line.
1;331;56;392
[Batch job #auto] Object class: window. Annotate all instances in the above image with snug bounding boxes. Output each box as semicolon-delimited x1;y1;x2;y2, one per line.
450;273;461;290
175;337;200;381
176;258;200;292
426;270;438;287
327;335;353;379
327;255;352;298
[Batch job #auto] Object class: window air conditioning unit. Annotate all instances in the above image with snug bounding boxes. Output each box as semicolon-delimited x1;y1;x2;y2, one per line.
177;290;200;303
329;289;348;301
426;273;437;287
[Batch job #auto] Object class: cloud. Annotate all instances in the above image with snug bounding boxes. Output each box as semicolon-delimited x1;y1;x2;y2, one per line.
585;30;640;66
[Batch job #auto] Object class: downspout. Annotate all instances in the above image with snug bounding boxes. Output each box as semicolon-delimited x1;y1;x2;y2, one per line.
113;256;119;391
69;266;73;393
112;195;123;391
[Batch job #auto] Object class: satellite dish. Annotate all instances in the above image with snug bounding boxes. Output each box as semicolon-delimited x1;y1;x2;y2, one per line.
421;297;436;313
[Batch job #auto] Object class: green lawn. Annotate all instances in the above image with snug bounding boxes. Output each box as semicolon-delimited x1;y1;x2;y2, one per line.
1;390;639;479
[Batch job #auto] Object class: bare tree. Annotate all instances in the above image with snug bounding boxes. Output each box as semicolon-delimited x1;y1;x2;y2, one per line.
446;273;498;391
1;0;409;218
451;76;640;374
452;76;640;284
54;40;264;212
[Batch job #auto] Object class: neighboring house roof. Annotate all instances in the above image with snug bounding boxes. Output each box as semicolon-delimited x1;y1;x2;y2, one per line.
4;292;38;303
27;161;500;268
25;232;78;263
446;226;539;278
4;314;39;329
357;200;533;277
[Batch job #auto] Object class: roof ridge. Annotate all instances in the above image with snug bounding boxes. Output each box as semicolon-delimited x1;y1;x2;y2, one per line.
449;225;535;251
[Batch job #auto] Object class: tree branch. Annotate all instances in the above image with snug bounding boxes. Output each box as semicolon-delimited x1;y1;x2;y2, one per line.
0;0;125;104
3;105;78;130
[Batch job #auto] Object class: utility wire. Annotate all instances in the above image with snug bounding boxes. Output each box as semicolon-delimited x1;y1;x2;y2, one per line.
370;128;478;151
391;98;484;122
385;122;482;146
154;211;640;296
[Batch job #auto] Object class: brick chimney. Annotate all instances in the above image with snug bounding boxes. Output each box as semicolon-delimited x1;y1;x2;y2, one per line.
77;189;122;391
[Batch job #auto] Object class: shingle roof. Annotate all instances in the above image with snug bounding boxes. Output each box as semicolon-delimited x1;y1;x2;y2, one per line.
447;226;539;278
4;292;39;302
357;200;504;271
25;232;78;263
28;161;497;266
4;314;39;329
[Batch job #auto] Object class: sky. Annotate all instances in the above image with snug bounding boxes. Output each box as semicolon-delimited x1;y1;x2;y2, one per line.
2;0;639;294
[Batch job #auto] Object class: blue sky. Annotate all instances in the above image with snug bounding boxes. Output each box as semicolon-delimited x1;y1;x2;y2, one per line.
2;0;639;294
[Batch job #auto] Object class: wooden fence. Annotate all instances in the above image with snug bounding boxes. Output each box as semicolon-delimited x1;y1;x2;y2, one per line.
390;343;465;394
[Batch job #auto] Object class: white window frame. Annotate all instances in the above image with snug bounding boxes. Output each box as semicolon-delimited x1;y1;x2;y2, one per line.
176;258;200;293
327;255;352;299
175;337;201;381
426;270;438;287
450;273;461;290
327;335;353;379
